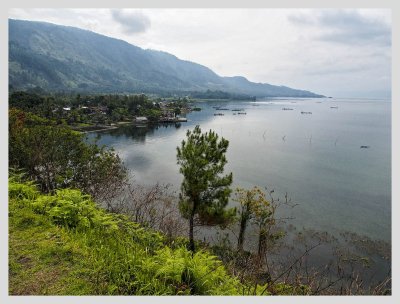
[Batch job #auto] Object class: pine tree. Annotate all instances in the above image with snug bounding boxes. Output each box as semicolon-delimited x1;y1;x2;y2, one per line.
177;125;233;252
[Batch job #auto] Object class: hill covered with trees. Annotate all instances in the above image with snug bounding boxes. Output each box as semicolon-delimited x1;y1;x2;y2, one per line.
9;19;324;98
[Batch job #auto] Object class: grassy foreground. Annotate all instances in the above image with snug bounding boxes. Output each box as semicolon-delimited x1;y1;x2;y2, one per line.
9;178;282;295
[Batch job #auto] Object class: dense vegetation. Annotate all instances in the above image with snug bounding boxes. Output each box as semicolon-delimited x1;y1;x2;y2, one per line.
9;108;126;198
9;91;191;129
8;100;390;296
9;176;248;295
189;89;256;100
9;19;324;98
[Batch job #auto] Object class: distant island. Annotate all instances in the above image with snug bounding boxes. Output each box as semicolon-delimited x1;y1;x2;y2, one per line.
9;19;324;98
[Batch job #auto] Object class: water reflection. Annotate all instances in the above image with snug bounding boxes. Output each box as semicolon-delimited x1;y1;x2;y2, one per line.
94;122;182;143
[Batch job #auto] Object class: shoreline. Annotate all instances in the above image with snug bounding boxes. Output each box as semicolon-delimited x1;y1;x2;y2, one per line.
76;119;189;134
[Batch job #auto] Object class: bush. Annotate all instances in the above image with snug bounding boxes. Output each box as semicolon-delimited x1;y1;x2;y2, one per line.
8;181;39;201
148;247;241;295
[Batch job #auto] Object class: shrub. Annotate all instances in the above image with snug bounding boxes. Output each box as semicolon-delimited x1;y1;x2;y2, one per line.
140;247;241;295
8;181;39;201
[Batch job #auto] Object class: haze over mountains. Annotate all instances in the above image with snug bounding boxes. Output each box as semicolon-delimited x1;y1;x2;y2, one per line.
9;19;324;98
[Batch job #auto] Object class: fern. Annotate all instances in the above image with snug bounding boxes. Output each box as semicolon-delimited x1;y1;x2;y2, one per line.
9;179;278;295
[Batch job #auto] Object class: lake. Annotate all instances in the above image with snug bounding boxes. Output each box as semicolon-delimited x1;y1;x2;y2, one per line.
88;97;391;242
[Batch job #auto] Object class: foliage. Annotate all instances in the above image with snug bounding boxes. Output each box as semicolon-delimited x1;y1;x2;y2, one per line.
8;178;39;201
8;179;248;295
190;89;256;101
177;125;234;251
233;186;268;251
9;91;45;110
232;186;285;256
9;109;126;198
9;91;187;126
251;189;285;257
144;247;241;295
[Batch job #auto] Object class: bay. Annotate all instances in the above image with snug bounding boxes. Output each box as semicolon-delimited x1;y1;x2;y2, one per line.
87;97;391;242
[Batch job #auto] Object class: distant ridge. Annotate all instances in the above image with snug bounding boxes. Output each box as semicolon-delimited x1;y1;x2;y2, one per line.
9;19;324;98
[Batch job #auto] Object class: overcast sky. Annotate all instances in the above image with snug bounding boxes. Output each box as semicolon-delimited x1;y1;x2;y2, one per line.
9;8;392;99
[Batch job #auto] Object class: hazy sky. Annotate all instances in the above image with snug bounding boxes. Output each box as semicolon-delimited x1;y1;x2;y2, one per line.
9;8;392;98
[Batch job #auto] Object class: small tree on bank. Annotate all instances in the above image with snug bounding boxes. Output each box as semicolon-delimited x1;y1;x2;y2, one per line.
234;187;285;257
177;125;233;252
233;187;266;251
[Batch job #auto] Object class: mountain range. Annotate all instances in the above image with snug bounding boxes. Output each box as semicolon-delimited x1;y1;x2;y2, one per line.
9;19;324;98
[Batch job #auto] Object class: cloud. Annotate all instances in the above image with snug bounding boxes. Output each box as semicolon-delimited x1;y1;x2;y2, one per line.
287;14;315;26
304;65;371;76
110;9;151;34
288;10;391;46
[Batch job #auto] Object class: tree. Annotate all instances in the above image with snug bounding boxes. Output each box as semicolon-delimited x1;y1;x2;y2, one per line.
174;107;181;117
233;187;267;251
252;191;284;258
233;186;285;257
9;109;126;198
177;125;233;252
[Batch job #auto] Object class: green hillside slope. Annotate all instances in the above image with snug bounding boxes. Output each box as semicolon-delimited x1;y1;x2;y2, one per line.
9;19;324;97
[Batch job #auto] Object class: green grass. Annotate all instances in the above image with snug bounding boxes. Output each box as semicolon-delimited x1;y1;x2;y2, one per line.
9;179;249;295
9;205;90;294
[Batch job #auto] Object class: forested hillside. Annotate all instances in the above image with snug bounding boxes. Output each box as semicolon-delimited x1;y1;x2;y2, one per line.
9;19;324;98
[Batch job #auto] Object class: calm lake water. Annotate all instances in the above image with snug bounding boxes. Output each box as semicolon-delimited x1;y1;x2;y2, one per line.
88;98;391;242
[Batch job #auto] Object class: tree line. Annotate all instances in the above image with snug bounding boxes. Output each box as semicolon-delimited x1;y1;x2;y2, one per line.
9;91;189;127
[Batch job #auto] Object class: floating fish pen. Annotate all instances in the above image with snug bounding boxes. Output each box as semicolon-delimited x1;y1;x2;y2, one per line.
237;112;247;115
301;111;312;114
214;113;224;116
